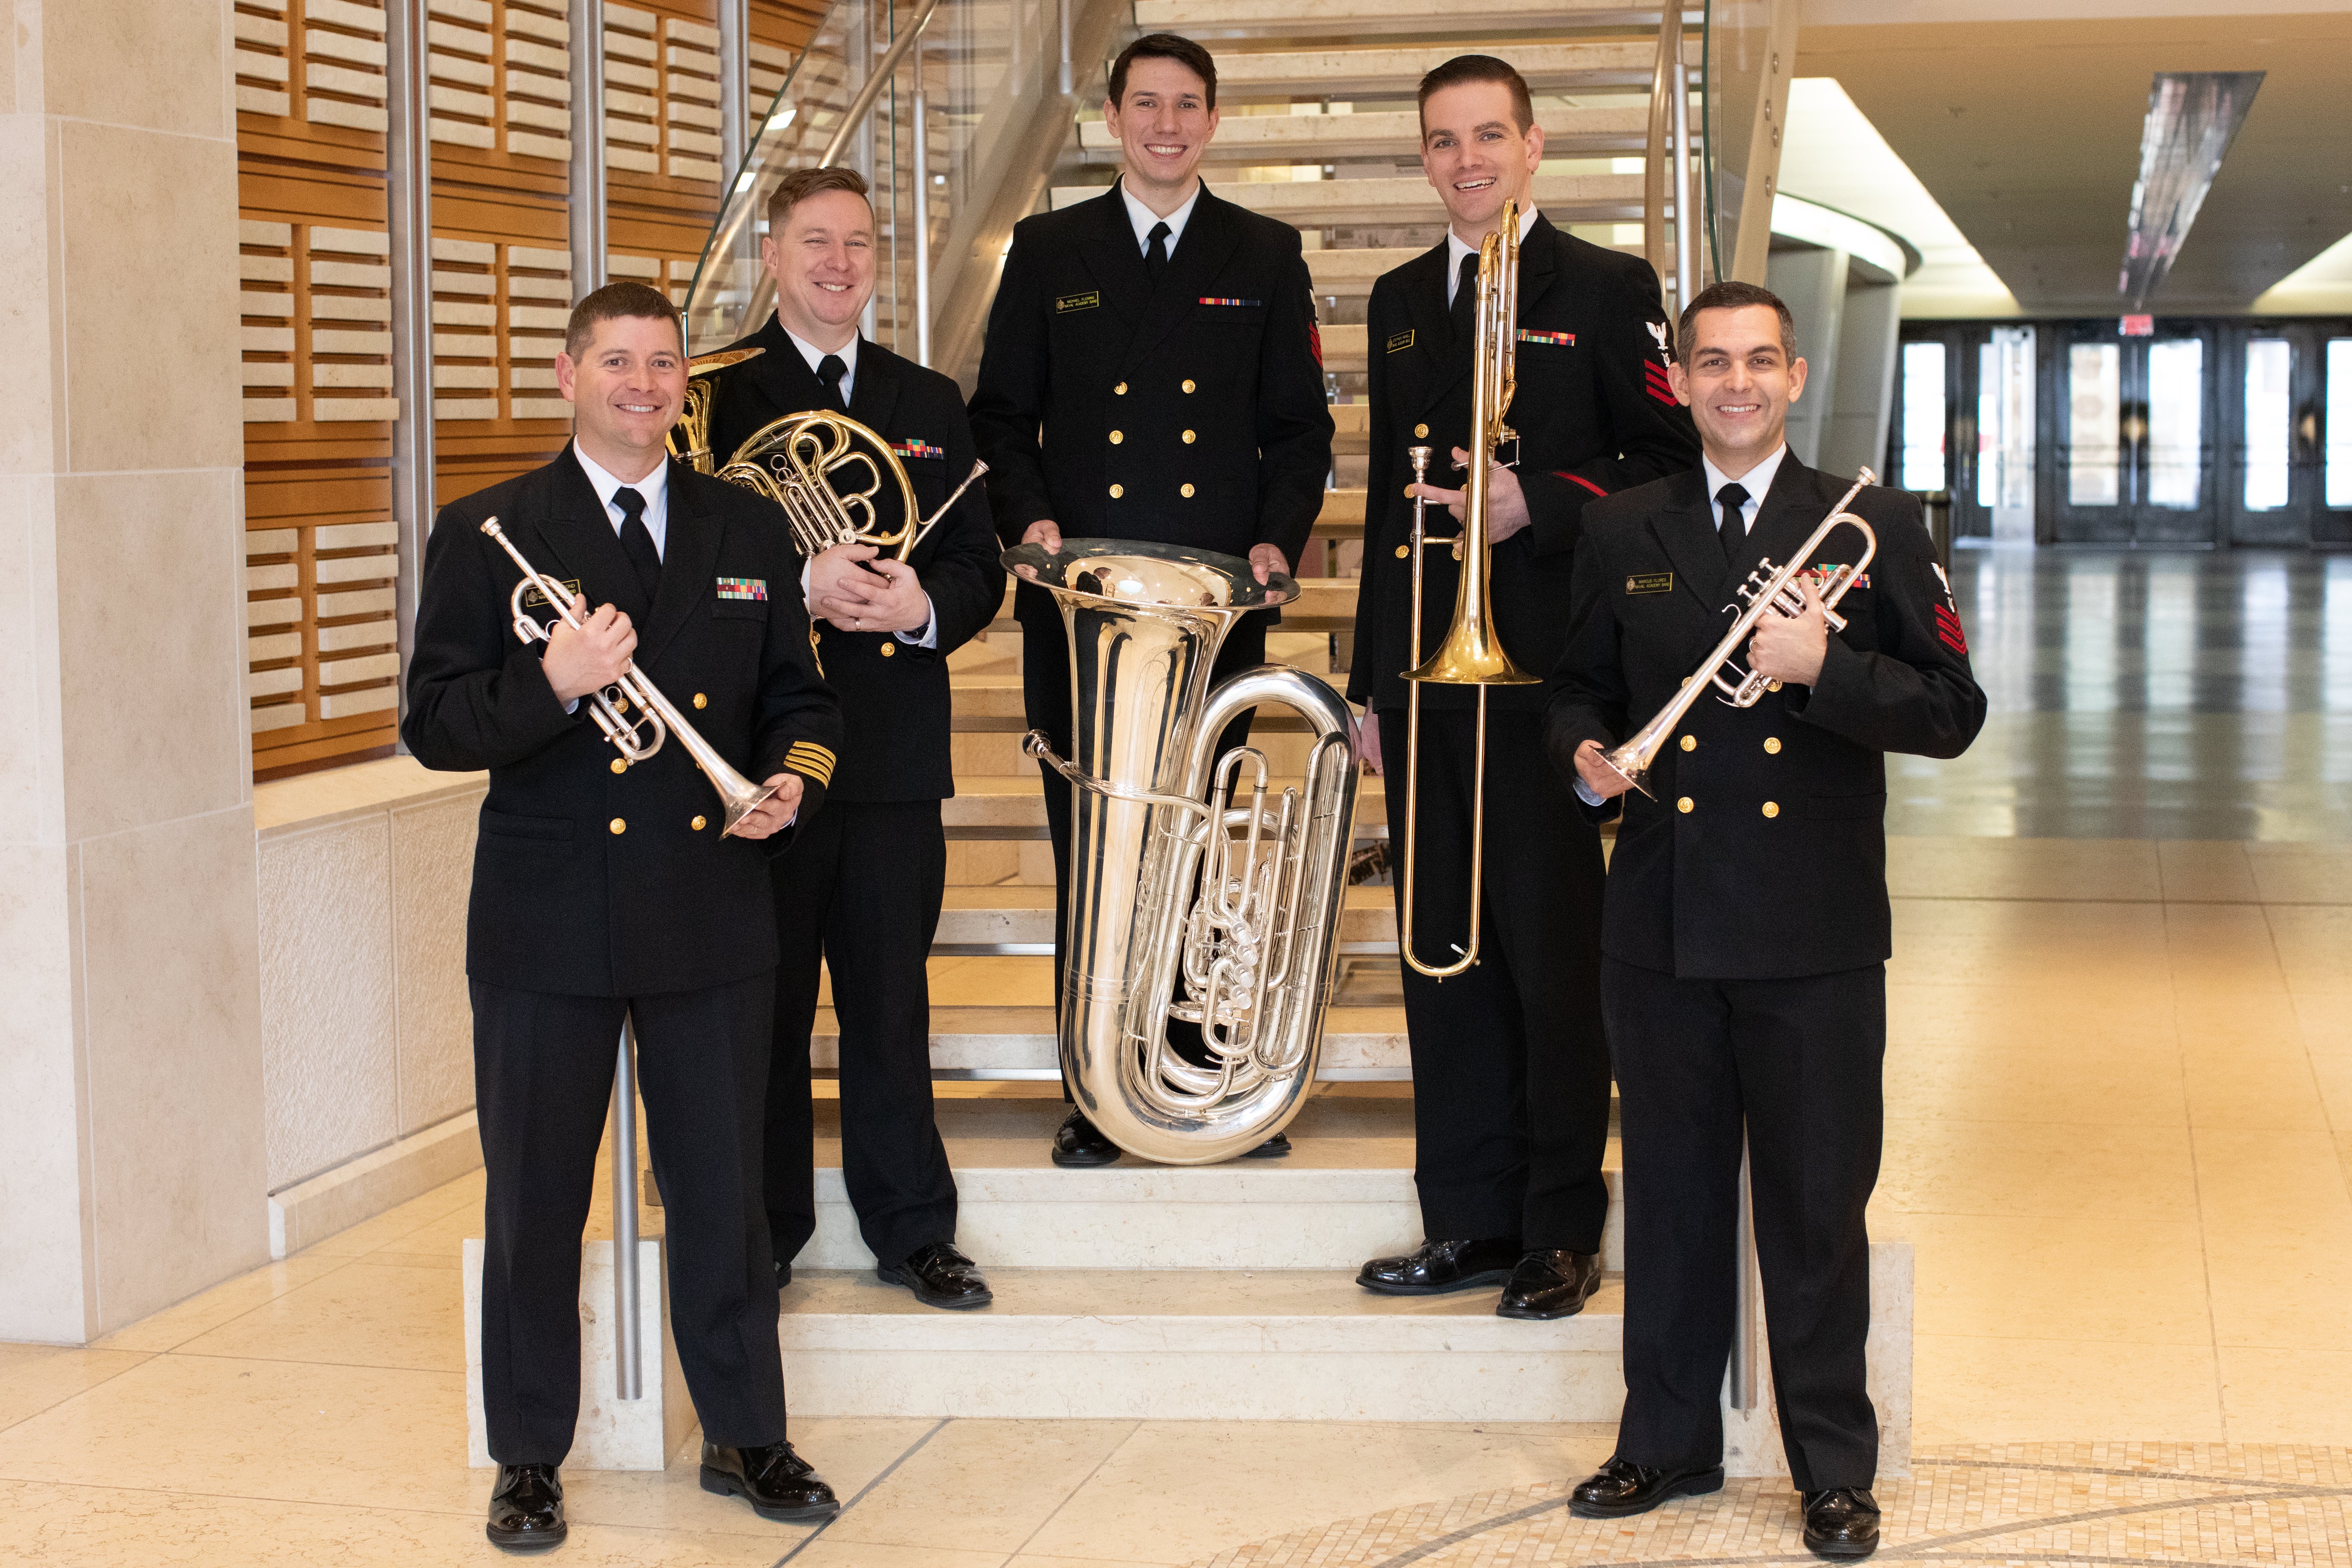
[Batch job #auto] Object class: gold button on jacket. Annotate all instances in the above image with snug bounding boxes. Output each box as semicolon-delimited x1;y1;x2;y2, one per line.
1763;737;1781;754
1109;483;1124;498
692;692;708;710
691;814;708;831
609;818;627;835
1114;381;1128;394
1414;423;1429;439
1677;797;1694;814
610;757;627;774
1679;735;1696;752
1181;379;1196;393
1762;801;1780;818
1182;429;1197;444
1180;483;1195;498
880;642;896;657
1395;544;1410;558
1109;430;1124;444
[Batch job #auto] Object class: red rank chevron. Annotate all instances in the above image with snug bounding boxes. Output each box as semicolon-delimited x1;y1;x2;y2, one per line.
1643;360;1677;407
1934;603;1969;654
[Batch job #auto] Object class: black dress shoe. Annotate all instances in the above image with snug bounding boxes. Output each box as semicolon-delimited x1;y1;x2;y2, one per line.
1052;1110;1122;1167
878;1241;994;1308
1239;1132;1291;1159
486;1462;566;1551
1356;1236;1522;1295
1567;1457;1725;1519
1496;1249;1603;1320
774;1259;792;1287
1803;1487;1880;1558
701;1439;839;1523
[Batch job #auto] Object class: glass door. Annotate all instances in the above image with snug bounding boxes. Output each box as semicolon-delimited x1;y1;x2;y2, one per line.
2221;322;2352;546
2051;323;2219;544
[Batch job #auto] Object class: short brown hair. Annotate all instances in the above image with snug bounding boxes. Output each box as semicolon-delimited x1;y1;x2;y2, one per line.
1677;280;1798;364
764;164;871;232
1417;54;1533;136
564;280;681;357
1110;33;1217;111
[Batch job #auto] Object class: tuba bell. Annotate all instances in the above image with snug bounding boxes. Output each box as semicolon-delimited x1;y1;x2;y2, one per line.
1009;541;1361;1165
668;346;768;474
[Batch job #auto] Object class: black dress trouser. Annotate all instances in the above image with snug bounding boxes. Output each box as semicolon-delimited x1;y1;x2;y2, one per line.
1604;956;1885;1491
764;799;958;1269
1376;706;1612;1251
472;973;788;1464
1020;585;1263;1090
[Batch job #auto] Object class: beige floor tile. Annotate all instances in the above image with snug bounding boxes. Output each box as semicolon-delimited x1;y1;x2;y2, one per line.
1011;1557;1156;1568
0;1477;795;1566
1885;983;2178;1055
1877;1120;2198;1220
2218;1346;2352;1444
0;1352;478;1516
294;1170;486;1260
2157;840;2259;902
1887;837;2161;903
2263;906;2352;998
2296;993;2352;1055
1889;900;2170;992
1899;1213;2211;1345
1018;1420;1616;1566
2181;1040;2328;1131
2312;1056;2352;1131
87;1254;355;1354
821;1418;1137;1554
788;1542;1012;1568
2192;1126;2352;1232
2163;903;2291;996
0;1346;152;1434
2248;842;2352;905
1909;1334;2225;1447
172;1260;464;1373
1882;1043;2185;1127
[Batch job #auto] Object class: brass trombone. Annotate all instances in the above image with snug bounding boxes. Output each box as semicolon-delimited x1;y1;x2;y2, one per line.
1397;201;1541;980
479;517;783;837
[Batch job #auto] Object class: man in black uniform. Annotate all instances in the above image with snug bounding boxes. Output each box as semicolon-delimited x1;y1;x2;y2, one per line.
405;282;845;1551
1549;281;1985;1558
969;31;1333;1167
701;166;1006;1310
1350;55;1699;1318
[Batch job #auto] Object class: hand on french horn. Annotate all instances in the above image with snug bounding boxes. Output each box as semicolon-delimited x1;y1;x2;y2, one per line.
729;773;804;840
1573;739;1636;801
1746;575;1829;687
1408;447;1531;543
543;602;637;704
811;544;929;633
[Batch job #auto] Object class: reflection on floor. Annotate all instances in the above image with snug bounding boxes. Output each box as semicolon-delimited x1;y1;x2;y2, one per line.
7;548;2352;1563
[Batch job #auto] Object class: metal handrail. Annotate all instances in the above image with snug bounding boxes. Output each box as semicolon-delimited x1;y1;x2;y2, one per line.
817;0;942;169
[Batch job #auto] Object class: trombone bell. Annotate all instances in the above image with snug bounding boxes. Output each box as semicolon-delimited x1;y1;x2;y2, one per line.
1404;609;1542;686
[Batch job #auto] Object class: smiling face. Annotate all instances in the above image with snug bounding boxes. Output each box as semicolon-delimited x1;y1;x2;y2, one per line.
1671;303;1809;473
1105;56;1219;212
1419;80;1544;243
556;311;685;480
761;187;874;352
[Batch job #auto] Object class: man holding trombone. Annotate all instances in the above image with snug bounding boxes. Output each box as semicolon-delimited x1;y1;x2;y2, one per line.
1548;281;1984;1556
405;282;845;1549
1350;55;1697;1319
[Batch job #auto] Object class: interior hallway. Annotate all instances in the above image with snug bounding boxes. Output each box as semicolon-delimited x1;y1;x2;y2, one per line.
5;545;2352;1564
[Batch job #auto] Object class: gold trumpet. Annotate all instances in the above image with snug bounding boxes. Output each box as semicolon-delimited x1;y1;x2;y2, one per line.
479;517;783;836
717;409;987;562
1396;200;1541;980
1599;469;1881;796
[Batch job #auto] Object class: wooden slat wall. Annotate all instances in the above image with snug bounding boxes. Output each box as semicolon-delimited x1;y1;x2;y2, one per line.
238;0;818;779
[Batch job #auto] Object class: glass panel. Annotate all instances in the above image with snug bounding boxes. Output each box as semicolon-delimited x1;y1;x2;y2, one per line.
2330;339;2352;509
1899;341;1946;492
2068;343;2121;506
2243;339;2292;511
1978;326;2037;540
2147;337;2204;508
1701;0;1772;282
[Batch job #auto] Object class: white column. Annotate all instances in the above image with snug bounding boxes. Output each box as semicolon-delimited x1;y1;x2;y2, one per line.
1821;279;1902;482
1769;246;1849;469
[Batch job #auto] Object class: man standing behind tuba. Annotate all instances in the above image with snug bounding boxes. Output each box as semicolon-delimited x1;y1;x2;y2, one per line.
699;166;1007;1309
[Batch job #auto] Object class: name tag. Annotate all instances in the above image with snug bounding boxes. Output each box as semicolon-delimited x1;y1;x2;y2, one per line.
716;576;768;601
1518;329;1575;349
1055;291;1100;313
1626;573;1674;596
1386;329;1415;354
522;577;582;608
890;440;946;461
1197;296;1263;308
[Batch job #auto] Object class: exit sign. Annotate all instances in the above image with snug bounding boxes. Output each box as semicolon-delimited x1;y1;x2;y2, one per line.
2120;315;2155;336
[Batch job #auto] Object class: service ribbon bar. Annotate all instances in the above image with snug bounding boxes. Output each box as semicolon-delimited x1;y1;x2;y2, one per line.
716;576;768;601
890;441;947;461
1517;329;1576;348
1197;296;1263;307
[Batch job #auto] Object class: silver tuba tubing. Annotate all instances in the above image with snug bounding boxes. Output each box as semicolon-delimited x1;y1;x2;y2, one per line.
1011;541;1360;1166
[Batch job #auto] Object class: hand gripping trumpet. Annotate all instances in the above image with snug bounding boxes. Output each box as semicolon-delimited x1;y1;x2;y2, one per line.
479;517;782;836
1599;468;1880;797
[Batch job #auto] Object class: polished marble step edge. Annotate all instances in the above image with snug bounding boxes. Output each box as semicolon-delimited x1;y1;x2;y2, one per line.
269;1109;484;1260
811;1015;1410;1072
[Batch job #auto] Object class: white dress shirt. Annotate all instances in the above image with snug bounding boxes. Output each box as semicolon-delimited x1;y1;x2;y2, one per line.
573;444;670;558
1121;177;1203;257
782;324;859;408
1446;206;1541;305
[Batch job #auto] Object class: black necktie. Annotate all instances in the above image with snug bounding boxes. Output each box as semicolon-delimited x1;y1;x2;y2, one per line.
1716;482;1751;562
816;353;848;413
614;486;661;601
1450;251;1478;340
1144;220;1171;287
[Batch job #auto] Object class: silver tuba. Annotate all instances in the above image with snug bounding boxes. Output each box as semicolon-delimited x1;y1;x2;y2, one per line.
1008;540;1360;1165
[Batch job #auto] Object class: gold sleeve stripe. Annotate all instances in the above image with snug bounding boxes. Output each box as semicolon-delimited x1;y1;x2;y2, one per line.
784;742;837;785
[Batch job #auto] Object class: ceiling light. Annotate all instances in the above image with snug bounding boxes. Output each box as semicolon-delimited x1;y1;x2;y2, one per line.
2119;71;2263;309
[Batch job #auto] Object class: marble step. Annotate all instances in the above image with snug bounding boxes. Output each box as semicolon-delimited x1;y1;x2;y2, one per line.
1133;0;1693;42
940;771;1389;838
1052;172;1646;233
811;1002;1408;1074
777;1265;1630;1421
934;882;1398;951
1076;105;1649;168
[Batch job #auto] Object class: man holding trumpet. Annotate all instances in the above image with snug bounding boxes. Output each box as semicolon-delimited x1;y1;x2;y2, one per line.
1548;281;1984;1556
405;281;845;1549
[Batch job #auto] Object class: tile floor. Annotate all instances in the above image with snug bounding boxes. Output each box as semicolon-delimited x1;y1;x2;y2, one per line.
9;548;2352;1563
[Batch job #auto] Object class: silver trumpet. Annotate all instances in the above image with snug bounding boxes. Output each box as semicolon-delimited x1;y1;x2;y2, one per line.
1007;540;1360;1165
1600;468;1880;797
480;516;782;836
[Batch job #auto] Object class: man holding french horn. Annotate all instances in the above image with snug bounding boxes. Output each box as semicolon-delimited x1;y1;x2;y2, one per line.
1549;281;1985;1556
699;166;1007;1310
